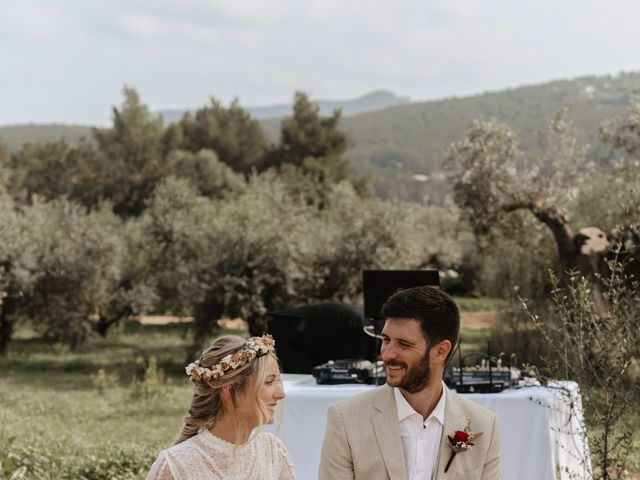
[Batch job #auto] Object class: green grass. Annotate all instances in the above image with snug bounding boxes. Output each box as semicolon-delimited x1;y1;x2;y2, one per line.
0;321;247;479
453;296;510;312
455;325;491;359
1;316;638;479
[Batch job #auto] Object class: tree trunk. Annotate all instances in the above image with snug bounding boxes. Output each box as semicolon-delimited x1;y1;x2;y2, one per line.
507;201;608;315
247;314;267;336
186;300;221;361
95;316;117;336
529;203;578;277
0;296;17;355
587;256;608;317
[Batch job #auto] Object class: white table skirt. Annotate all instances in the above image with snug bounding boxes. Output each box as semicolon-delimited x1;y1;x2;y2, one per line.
267;375;591;480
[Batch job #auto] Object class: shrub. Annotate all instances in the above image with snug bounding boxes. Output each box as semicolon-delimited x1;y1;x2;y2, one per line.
130;356;167;400
0;439;155;480
517;243;640;480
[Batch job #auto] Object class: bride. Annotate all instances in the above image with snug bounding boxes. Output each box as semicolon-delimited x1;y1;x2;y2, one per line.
146;334;295;480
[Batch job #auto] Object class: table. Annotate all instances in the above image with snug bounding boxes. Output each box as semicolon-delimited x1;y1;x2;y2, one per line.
267;375;591;480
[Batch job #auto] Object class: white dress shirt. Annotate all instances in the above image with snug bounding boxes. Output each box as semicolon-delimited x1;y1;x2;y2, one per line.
394;384;446;480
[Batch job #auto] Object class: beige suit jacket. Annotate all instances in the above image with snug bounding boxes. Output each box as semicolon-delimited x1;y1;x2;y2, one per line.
319;384;501;480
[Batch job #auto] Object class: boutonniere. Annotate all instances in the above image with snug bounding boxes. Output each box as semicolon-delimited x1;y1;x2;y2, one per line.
444;418;483;473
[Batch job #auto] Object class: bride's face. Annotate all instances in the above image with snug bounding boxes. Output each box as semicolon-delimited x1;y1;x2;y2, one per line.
239;355;285;428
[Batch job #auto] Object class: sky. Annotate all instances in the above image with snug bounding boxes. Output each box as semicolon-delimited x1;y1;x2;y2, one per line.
1;0;639;126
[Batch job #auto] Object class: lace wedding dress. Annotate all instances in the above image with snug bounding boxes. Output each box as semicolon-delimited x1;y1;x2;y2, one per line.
146;429;296;480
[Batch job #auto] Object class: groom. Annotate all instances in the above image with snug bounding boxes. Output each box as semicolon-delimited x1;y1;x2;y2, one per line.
319;286;501;479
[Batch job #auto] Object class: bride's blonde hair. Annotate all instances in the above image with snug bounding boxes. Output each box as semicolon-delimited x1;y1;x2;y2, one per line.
175;335;274;445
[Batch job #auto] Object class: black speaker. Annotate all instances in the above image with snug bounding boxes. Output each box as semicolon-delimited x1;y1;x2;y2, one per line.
266;303;376;374
362;269;440;319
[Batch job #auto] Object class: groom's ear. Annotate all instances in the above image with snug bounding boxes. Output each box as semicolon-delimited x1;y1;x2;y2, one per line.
431;340;452;364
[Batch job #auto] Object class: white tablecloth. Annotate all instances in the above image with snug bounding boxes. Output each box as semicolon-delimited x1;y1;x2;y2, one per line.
267;375;591;480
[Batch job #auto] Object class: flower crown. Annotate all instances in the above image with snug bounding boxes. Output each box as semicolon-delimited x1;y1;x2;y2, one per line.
185;335;276;382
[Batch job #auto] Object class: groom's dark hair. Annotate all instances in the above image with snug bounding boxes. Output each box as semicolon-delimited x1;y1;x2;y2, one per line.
381;285;459;362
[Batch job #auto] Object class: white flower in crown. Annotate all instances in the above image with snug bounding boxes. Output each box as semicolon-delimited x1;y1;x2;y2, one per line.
210;364;225;378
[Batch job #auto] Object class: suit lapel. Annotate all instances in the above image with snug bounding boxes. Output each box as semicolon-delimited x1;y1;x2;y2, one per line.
434;387;464;479
372;386;408;480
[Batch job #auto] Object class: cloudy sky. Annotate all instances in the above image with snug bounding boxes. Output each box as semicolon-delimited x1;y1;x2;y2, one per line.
1;0;639;125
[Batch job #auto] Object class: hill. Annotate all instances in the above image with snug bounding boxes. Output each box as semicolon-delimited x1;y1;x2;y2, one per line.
0;124;92;152
3;72;640;201
270;72;640;199
344;72;639;196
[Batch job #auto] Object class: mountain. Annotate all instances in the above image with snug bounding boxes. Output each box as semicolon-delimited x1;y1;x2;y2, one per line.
157;89;410;123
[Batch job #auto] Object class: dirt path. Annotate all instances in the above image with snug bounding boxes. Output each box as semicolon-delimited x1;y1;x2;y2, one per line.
137;315;192;325
137;315;248;330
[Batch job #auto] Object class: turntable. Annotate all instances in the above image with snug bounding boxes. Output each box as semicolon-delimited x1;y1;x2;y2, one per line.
311;359;386;385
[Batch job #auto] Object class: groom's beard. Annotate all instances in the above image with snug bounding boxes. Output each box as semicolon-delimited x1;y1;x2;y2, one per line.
385;353;431;394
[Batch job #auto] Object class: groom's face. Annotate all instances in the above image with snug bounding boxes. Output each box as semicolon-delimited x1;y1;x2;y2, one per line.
380;318;431;394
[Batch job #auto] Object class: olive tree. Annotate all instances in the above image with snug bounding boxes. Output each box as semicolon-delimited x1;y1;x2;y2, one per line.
446;109;633;311
142;175;310;346
295;181;429;302
142;171;431;351
16;199;150;347
165;149;246;198
0;190;35;353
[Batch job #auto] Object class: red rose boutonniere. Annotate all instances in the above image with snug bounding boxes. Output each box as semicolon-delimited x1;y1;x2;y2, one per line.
444;418;483;473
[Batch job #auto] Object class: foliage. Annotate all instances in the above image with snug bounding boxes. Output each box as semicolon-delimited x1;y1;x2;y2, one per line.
267;92;368;191
5;83;640;357
5;73;640;202
165;149;246;198
5;90;254;216
0;142;10;188
129;356;167;399
600;92;640;159
517;245;640;480
450;96;640;371
176;98;269;174
3;88;168;218
447;110;591;241
90;86;167;217
414;196;474;270
2;316;640;479
141;172;428;344
0;321;245;479
278;92;348;164
452;296;509;313
446;102;640;304
0;439;156;480
6;199;151;348
293;181;427;302
91;368;120;395
142;173;324;342
0;190;38;353
7;140;84;202
570;172;640;232
342;72;640;200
